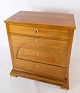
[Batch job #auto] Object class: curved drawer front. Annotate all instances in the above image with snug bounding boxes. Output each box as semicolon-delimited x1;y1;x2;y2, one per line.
11;35;68;55
9;25;69;40
13;58;66;80
17;48;64;67
11;35;68;67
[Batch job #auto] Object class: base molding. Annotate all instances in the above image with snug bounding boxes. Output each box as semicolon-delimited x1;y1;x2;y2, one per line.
10;68;69;89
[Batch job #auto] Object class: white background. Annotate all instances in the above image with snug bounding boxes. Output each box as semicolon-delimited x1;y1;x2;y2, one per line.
0;0;80;93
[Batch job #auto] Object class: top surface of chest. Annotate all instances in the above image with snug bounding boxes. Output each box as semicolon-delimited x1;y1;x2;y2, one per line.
5;11;76;29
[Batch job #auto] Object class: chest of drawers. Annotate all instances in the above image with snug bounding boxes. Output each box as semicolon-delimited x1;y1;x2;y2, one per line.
4;11;76;89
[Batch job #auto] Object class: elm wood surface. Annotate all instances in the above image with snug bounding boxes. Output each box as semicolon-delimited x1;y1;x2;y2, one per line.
11;35;68;55
5;11;76;29
13;58;66;80
9;24;70;40
11;35;68;67
11;69;69;89
13;48;67;67
4;11;76;89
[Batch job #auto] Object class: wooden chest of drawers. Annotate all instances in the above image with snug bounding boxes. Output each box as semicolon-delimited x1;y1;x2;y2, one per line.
4;11;76;89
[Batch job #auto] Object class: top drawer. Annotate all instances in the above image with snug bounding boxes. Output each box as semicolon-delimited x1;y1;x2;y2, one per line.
9;25;69;40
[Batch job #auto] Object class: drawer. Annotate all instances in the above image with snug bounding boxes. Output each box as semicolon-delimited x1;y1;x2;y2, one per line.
13;58;66;80
11;35;68;55
17;48;67;67
11;35;68;67
9;25;69;40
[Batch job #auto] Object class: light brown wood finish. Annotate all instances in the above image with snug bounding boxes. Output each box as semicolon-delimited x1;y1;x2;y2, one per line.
11;69;69;89
65;30;75;84
10;35;68;67
11;35;68;55
13;58;66;80
5;23;14;66
4;11;76;89
17;48;67;67
5;11;75;29
9;24;70;40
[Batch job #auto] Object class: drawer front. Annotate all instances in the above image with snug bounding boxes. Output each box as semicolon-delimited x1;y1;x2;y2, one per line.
13;58;66;80
11;35;68;67
11;35;68;55
9;25;69;40
17;48;67;67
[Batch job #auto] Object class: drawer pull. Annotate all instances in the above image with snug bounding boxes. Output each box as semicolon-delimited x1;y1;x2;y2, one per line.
36;65;39;68
35;29;38;33
36;39;38;42
36;53;39;56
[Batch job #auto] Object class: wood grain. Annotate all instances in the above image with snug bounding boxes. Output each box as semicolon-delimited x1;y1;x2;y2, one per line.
4;11;76;29
17;48;67;67
11;69;69;89
5;24;14;66
11;34;68;54
9;24;70;40
65;30;75;84
10;35;68;67
4;11;76;89
13;58;66;80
